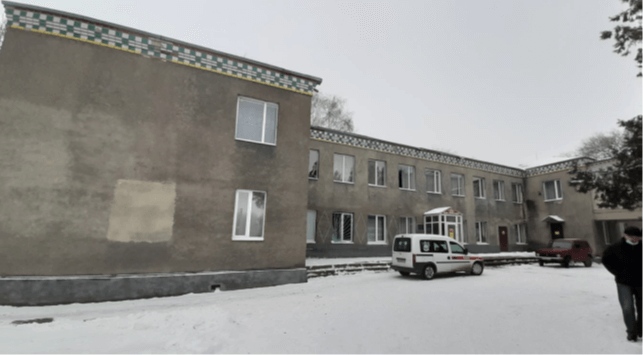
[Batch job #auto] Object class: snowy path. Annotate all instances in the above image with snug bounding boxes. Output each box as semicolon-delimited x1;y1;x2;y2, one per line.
0;264;641;353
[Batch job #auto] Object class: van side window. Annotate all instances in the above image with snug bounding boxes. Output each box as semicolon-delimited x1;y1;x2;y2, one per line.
394;238;411;252
420;241;431;252
431;241;448;253
450;242;465;254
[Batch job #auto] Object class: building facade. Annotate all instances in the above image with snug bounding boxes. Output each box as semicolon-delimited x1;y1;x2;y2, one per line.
0;1;321;305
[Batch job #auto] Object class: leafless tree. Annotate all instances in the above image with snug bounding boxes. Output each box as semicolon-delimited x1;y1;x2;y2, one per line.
565;130;624;160
311;92;355;133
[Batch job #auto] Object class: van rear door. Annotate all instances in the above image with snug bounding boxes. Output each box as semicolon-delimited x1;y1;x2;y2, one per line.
392;236;413;269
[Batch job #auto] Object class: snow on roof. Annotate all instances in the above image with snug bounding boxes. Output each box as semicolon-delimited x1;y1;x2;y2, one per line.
424;207;461;215
541;215;565;222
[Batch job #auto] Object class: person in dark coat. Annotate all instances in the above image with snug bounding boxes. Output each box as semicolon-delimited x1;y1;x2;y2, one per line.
602;226;642;342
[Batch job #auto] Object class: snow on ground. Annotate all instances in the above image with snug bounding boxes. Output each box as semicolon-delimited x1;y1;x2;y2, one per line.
1;263;641;354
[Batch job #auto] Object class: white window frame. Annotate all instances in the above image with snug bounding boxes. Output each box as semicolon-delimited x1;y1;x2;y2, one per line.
514;223;527;244
399;216;416;234
368;160;387;187
543;179;563;201
425;169;442;194
333;154;355;184
473;177;486;199
512;183;523;204
367;215;387;244
309;150;319;180
475;221;487;244
232;189;267;241
398;164;416;190
235;97;278;145
493;180;505;201
451;173;464;196
306;210;317;243
332;212;354;243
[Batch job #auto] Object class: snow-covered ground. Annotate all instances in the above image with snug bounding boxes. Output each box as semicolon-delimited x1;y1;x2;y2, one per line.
305;252;538;266
1;263;641;354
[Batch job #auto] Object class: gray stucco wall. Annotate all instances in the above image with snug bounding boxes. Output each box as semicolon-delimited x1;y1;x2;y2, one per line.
0;28;312;276
307;136;527;257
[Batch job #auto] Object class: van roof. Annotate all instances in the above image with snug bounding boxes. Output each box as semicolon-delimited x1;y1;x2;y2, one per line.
393;234;456;242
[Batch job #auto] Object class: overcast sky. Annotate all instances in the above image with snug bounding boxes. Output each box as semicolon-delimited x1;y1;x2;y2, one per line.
3;0;641;168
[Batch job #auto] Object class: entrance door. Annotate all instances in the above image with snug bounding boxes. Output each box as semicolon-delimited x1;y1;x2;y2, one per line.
550;223;564;239
498;226;508;252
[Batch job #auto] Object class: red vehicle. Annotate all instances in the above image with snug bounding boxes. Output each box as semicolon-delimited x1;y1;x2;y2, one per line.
537;239;593;268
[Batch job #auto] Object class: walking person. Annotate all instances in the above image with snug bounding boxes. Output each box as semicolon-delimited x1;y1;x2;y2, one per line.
602;226;642;342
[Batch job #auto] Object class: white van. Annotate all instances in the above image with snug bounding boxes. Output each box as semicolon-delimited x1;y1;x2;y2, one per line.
391;234;484;279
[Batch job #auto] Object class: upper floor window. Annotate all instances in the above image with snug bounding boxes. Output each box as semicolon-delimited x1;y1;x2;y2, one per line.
368;160;387;187
543;180;563;201
473;177;486;199
511;183;523;204
475;221;487;243
333;154;355;183
451;174;464;196
367;215;386;243
233;190;266;241
235;97;278;145
309;150;319;179
493;180;505;201
398;165;416;190
332;212;353;243
425;169;442;194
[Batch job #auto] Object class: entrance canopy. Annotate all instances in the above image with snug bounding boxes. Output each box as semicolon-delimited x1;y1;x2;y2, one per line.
424;207;462;216
423;206;464;243
542;215;565;223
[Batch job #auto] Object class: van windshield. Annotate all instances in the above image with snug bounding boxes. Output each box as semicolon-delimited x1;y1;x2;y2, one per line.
394;238;411;252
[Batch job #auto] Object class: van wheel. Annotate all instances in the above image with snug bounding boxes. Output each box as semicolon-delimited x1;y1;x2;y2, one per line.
399;271;410;276
584;256;593;267
422;265;436;280
470;262;484;276
562;256;571;268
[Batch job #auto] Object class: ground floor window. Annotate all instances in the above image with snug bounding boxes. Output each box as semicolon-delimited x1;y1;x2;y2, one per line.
332;212;353;242
367;215;386;243
514;223;527;244
475;221;487;243
233;190;266;241
399;217;415;234
307;210;316;243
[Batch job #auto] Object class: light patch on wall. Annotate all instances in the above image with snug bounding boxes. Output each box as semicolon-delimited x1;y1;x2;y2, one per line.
106;179;176;243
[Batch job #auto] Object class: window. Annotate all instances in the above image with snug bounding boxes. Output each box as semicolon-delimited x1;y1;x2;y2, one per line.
451;174;464;196
514;223;526;244
233;190;266;240
333;154;355;183
306;210;317;243
475;221;487;243
511;183;523;204
543;180;563;201
493;180;505;201
425;169;442;194
449;242;465;254
419;240;448;253
332;212;353;242
425;215;441;235
368;160;386;187
398;217;415;234
368;215;386;243
473;177;486;199
235;97;278;145
394;237;411;252
308;150;319;179
398;165;416;190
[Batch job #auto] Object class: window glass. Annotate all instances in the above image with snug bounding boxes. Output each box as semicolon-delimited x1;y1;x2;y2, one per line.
432;240;448;253
399;217;415;234
306;210;316;242
309;150;319;179
512;183;523;203
493;180;505;200
394;238;411;252
233;190;266;240
451;174;464;196
249;193;265;237
332;212;354;242
234;191;250;236
368;215;386;243
368;160;386;186
334;154;354;183
236;99;264;142
398;165;415;190
264;104;278;144
450;242;465;254
473;178;485;198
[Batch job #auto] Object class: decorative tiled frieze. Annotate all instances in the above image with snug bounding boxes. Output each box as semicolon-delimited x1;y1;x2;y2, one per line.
311;128;526;177
525;158;595;176
4;5;320;95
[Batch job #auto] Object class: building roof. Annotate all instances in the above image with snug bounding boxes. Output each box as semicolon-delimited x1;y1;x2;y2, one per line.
2;1;322;95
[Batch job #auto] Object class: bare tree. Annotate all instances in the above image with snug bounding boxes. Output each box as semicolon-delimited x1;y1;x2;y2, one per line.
311;92;355;133
601;0;642;77
565;130;624;160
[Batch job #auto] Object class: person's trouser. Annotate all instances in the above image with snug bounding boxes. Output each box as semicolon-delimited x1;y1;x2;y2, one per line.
616;283;642;335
